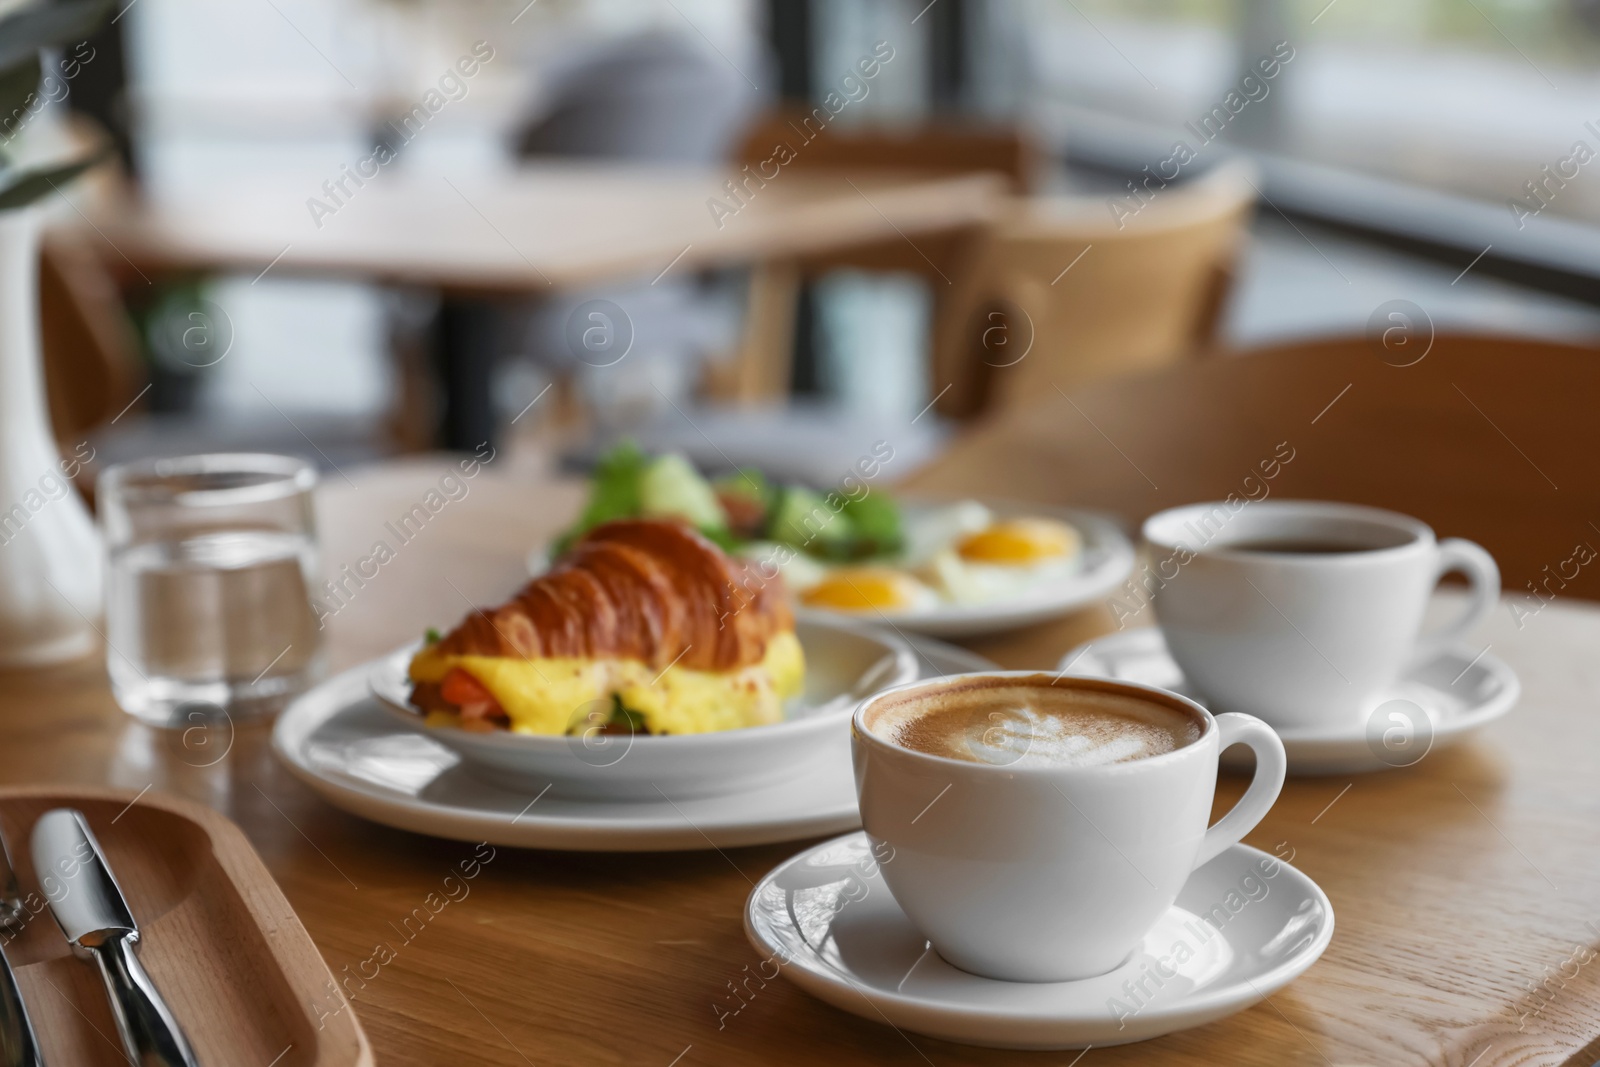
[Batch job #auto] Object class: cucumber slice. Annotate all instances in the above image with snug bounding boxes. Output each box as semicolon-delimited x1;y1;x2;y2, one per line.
770;486;855;556
639;453;729;531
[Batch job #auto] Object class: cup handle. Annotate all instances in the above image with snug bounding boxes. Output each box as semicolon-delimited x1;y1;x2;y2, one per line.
1194;713;1287;870
1412;538;1499;661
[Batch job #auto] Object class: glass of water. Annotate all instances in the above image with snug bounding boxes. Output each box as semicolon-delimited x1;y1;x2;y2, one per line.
99;454;324;727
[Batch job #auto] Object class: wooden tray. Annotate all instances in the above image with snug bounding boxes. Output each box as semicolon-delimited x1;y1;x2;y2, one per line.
0;785;371;1066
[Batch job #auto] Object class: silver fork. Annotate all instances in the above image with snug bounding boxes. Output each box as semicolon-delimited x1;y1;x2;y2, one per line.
0;828;42;1067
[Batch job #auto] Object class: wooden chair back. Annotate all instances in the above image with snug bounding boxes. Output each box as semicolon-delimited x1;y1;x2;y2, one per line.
730;110;1036;282
734;110;1037;192
714;113;1035;405
935;161;1257;418
910;332;1600;603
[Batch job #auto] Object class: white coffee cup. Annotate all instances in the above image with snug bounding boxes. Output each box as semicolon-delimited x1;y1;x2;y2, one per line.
1142;500;1499;730
851;671;1286;983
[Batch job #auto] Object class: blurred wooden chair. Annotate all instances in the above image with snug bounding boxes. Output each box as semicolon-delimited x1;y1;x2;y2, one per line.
711;113;1037;403
734;111;1039;193
909;332;1600;602
39;229;143;447
934;160;1257;418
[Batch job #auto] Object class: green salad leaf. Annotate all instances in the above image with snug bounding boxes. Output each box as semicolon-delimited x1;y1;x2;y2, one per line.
584;441;649;524
553;441;645;554
610;695;650;733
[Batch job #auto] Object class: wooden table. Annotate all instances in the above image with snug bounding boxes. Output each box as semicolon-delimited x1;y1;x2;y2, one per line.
6;454;1600;1066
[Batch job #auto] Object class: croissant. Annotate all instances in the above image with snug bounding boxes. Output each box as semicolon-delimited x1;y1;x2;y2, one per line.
410;519;802;735
433;518;791;667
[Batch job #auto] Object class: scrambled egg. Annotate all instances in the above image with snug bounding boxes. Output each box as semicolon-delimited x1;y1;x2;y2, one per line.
409;631;805;736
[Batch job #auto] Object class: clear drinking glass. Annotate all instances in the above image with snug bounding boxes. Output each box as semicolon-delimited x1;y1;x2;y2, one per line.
99;454;325;727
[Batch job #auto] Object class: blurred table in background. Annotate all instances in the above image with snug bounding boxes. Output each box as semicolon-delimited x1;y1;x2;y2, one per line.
80;166;1004;294
68;165;1005;451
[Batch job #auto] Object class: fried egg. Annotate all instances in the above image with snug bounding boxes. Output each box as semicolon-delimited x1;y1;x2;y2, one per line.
901;501;994;565
799;567;940;613
958;518;1081;564
926;517;1083;604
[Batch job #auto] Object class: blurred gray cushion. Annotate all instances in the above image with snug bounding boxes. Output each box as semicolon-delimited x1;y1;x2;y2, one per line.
516;32;763;163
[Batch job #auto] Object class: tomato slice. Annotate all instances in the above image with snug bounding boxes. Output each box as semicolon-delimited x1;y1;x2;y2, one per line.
440;668;495;708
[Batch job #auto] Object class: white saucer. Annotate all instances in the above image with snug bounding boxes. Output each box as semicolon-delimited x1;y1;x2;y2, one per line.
1058;628;1520;775
744;832;1333;1049
271;636;994;852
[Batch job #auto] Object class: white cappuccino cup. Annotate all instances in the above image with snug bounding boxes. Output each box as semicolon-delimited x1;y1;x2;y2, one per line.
852;671;1286;983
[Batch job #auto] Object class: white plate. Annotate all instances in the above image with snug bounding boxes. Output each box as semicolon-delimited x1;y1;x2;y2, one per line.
367;617;918;800
272;636;994;851
1058;628;1520;775
744;832;1333;1050
529;502;1136;640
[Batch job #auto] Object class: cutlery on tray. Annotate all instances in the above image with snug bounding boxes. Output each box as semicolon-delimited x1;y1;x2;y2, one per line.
32;809;198;1067
0;826;42;1067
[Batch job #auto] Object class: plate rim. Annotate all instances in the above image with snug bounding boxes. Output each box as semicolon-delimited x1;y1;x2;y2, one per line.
275;658;855;834
272;635;996;850
744;831;1335;1032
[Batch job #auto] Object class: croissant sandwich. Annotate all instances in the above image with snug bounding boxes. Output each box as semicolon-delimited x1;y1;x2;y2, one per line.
409;518;804;735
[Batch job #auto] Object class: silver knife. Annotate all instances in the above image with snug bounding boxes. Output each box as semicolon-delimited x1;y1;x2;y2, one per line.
30;809;198;1067
0;828;43;1067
